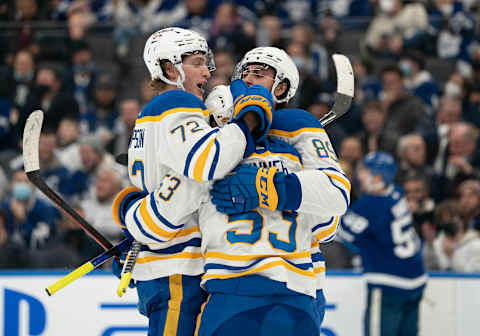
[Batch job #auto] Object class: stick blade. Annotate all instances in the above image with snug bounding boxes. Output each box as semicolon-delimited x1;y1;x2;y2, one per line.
332;54;354;98
23;110;44;173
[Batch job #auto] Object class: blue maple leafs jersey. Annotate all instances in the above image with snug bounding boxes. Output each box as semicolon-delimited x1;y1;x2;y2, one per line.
340;185;426;293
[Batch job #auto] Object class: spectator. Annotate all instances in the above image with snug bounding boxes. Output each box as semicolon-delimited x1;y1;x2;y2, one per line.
173;0;213;39
31;204;103;268
57;116;81;149
0;208;32;268
379;65;431;154
256;14;286;49
457;179;480;231
112;0;187;59
213;49;235;79
68;135;125;197
356;100;387;154
399;51;440;112
339;136;364;171
464;80;480;127
286;42;324;109
352;58;382;104
432;201;480;272
0;49;36;110
0;169;59;250
80;73;119;145
63;40;99;114
402;172;436;238
365;0;428;57
396;133;433;184
109;98;141;156
81;168;124;242
22;66;79;131
209;2;255;58
434;122;480;197
290;23;330;82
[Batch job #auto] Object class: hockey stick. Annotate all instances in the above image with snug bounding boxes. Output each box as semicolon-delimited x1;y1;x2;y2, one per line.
45;238;131;296
117;240;141;297
319;54;354;127
23;110;119;253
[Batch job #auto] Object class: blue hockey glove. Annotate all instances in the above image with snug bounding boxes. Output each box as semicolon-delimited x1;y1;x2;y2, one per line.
210;164;302;214
230;79;274;141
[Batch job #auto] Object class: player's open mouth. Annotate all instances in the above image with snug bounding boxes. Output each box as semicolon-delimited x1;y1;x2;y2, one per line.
197;82;206;93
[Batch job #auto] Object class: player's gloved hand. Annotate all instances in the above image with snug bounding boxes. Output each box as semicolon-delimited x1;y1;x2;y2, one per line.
210;164;302;214
230;79;274;141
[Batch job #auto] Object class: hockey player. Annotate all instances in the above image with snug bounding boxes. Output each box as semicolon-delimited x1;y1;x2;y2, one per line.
207;47;350;330
111;27;277;336
340;152;426;336
114;47;350;335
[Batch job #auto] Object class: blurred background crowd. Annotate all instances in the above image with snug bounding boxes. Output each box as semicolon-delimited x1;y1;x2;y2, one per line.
0;0;479;273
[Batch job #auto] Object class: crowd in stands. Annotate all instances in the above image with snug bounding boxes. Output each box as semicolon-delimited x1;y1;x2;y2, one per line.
0;0;479;272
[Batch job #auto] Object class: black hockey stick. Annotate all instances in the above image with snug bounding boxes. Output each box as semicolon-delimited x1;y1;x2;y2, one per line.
22;110;120;254
318;54;354;127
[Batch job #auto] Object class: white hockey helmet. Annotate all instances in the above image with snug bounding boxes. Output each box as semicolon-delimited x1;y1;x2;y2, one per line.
143;27;215;90
205;85;234;127
232;47;299;104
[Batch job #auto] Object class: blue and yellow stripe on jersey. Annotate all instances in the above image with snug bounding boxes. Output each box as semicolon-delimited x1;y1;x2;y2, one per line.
112;186;143;228
318;167;351;206
312;216;340;243
136;90;209;125
183;128;220;181
269;108;325;138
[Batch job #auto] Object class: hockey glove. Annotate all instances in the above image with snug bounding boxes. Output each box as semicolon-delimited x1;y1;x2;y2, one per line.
230;79;274;141
210;164;302;214
112;186;147;241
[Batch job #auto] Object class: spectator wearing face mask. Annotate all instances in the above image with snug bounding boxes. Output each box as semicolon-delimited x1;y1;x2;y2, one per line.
0;169;59;250
399;51;440;113
63;40;98;114
431;200;480;272
21;66;79;133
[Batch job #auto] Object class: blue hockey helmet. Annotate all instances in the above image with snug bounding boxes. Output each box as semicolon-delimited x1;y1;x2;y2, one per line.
362;152;397;185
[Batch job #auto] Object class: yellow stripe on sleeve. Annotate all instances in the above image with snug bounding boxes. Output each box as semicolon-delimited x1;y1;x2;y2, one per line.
112;186;142;228
136;107;209;125
315;216;340;241
139;198;176;240
314;266;326;274
193;138;215;181
202;260;316;280
268;127;326;138
163;274;183;336
324;171;351;193
136;252;203;264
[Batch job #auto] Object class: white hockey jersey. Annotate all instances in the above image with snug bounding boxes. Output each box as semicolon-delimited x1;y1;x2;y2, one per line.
123;103;350;293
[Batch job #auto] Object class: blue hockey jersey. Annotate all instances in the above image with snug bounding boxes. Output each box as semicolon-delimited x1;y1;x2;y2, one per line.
340;185;426;294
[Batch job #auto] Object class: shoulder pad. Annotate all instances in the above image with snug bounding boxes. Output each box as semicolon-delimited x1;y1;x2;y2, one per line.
271;108;323;132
